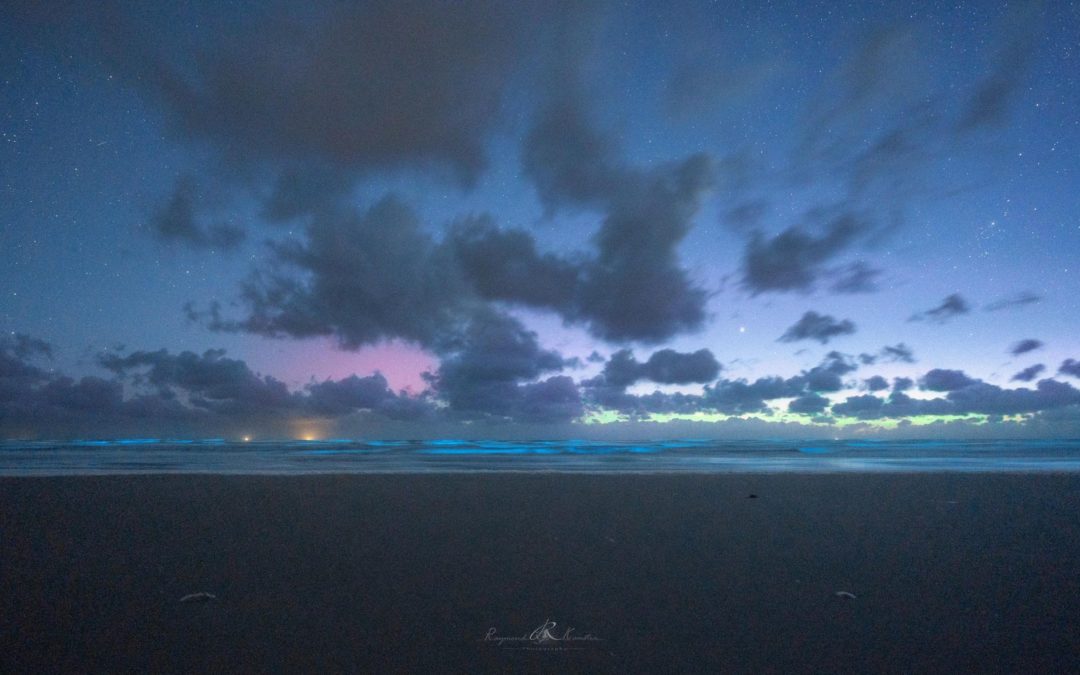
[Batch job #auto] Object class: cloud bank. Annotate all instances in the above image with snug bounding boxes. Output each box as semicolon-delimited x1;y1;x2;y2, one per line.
4;336;1080;438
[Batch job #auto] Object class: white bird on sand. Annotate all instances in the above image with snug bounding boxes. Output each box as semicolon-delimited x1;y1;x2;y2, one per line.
179;592;217;603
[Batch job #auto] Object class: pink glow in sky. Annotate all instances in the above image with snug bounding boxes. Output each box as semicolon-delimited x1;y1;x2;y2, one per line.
246;338;436;393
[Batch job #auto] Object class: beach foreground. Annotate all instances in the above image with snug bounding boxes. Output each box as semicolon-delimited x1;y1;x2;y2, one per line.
2;473;1079;673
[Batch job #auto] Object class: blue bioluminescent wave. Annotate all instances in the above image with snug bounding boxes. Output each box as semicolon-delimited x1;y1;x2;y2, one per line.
1;438;1079;475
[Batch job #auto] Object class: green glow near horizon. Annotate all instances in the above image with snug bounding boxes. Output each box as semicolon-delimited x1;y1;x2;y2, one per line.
580;407;1001;429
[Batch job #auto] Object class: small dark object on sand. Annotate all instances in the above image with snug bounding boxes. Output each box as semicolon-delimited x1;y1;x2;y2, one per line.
748;494;758;499
179;592;217;603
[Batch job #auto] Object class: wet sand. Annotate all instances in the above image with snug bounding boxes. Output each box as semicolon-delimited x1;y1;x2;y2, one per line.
2;473;1079;673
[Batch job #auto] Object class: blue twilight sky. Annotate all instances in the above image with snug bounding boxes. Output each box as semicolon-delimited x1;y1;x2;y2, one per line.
1;0;1079;439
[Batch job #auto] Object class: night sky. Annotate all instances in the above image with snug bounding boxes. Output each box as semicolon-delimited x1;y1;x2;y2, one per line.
2;0;1079;439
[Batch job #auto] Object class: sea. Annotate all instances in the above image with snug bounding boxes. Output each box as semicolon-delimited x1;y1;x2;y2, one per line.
2;438;1080;475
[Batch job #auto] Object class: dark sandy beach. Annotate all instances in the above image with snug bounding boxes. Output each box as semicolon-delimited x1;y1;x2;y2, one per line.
2;473;1079;673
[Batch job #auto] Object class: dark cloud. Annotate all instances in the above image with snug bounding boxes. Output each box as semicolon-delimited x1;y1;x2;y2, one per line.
908;294;970;323
1009;339;1043;356
518;376;585;424
7;329;1078;436
411;69;718;344
640;349;722;385
778;311;856;344
305;373;429;421
865;375;889;392
2;343;198;435
834;377;1080;420
686;352;856;415
741;214;863;294
151;177;245;251
946;379;1080;416
120;0;535;186
893;377;914;392
446;217;581;310
39;376;126;414
701;376;799;415
609;352;856;418
240;139;712;354
796;351;859;392
3;325;577;435
519;93;714;342
583;378;739;419
921;368;979;392
789;393;830;414
5;341;424;436
523;95;621;211
188;141;714;405
1060;359;1080;379
305;373;392;415
99;348;299;416
1011;364;1046;383
984;291;1042;312
425;311;577;422
201;196;472;349
586;348;720;389
98;347;432;422
831;394;886;418
834;391;925;419
580;347;721;416
199;64;715;348
1;338;53;403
